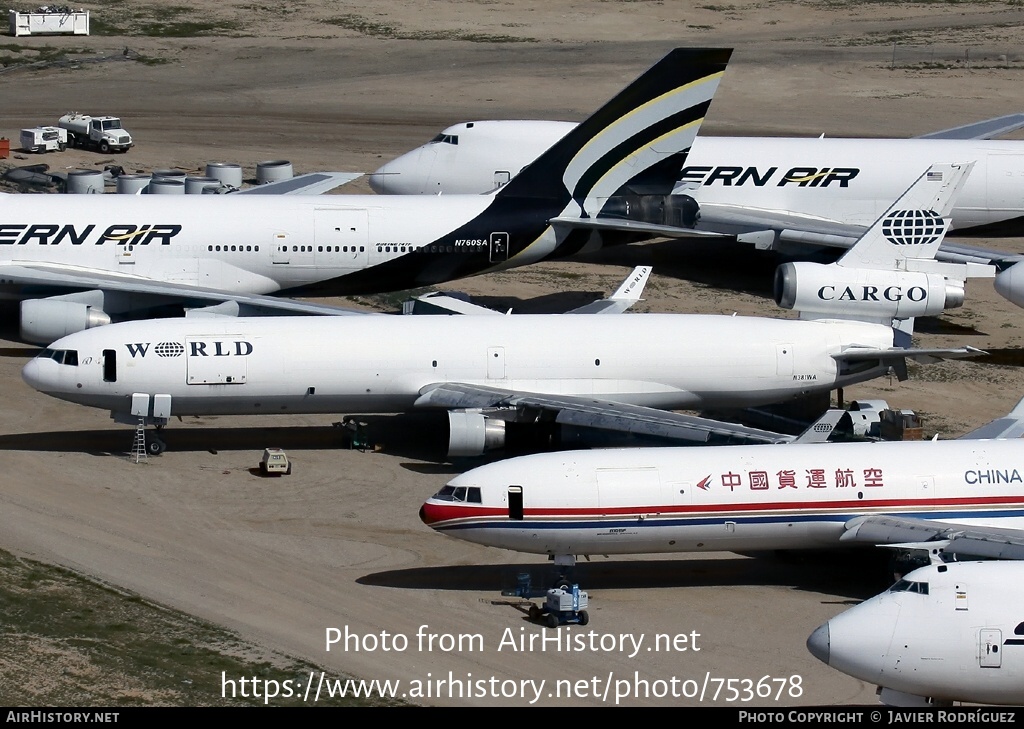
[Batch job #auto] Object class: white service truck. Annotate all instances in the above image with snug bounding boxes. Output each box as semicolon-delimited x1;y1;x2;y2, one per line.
57;113;133;154
20;126;68;153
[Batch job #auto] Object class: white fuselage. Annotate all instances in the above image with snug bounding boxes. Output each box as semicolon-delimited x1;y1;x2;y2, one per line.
814;560;1024;706
0;193;500;299
421;439;1024;555
23;313;893;417
372;121;1024;235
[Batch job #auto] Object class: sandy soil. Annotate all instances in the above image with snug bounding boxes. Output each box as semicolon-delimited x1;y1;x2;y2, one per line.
1;0;1024;707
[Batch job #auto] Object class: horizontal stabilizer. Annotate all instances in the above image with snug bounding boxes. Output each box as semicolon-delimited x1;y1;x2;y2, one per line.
958;395;1024;440
916;113;1024;140
834;345;985;363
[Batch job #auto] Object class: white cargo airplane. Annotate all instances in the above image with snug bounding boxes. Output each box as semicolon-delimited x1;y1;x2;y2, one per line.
369;117;1024;304
0;48;731;344
21;162;983;455
809;561;1024;707
419;402;1024;583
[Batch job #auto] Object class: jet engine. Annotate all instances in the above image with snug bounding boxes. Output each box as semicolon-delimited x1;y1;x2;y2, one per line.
600;193;699;228
20;299;111;344
774;262;964;319
447;411;506;457
994;260;1024;309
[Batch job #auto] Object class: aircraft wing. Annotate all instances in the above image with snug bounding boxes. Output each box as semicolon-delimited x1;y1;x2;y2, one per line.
233;172;363;195
415;382;826;445
548;216;729;239
0;263;370;317
839;515;1024;560
915;113;1024;140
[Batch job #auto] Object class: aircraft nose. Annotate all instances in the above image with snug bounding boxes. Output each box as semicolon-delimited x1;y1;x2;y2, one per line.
368;161;394;194
806;623;830;665
21;358;48;392
419;502;437;526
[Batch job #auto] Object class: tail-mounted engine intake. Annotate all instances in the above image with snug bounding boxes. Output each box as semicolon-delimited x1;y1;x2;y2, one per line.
21;299;111;344
774;262;964;319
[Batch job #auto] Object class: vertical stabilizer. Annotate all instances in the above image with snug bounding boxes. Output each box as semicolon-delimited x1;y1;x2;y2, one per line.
497;48;732;215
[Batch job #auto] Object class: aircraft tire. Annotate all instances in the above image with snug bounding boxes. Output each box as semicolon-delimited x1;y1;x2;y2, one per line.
554;578;572;591
146;436;166;456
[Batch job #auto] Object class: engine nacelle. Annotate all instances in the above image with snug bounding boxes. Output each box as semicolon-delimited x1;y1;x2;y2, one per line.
20;299;111;344
600;193;699;228
774;262;963;319
447;411;506;457
995;261;1024;309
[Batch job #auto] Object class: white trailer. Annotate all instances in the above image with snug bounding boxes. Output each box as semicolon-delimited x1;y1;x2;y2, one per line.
9;8;89;37
20;126;67;153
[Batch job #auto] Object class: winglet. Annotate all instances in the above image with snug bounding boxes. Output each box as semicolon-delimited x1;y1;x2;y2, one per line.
567;266;652;314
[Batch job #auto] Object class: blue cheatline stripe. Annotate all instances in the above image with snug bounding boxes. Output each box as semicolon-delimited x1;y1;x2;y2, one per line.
434;507;1024;533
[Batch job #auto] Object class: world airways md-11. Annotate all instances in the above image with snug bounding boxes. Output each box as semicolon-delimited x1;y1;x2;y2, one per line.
21;162;983;455
0;48;730;344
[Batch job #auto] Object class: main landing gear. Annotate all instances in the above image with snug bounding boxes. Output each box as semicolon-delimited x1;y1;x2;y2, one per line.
146;432;167;456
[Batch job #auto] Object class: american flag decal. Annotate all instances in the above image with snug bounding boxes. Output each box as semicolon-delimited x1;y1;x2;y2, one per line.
927;171;943;181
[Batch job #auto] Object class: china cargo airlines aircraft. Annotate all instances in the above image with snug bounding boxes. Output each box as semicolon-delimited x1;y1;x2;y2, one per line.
22;163;982;455
420;402;1024;585
0;48;730;344
809;561;1024;707
369;117;1024;304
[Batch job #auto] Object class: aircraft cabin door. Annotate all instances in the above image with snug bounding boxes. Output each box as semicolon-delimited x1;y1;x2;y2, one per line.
985;153;1024;214
489;232;509;263
508;486;523;520
980;629;1003;668
486;347;506;380
314;208;369;272
776;343;794;376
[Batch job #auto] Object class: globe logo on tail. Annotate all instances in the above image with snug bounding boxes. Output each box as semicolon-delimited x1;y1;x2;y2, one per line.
881;209;945;246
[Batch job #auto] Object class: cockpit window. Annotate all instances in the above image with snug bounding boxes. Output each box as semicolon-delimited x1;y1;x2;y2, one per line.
429;133;459;145
889;579;929;595
430;485;482;503
37;348;78;366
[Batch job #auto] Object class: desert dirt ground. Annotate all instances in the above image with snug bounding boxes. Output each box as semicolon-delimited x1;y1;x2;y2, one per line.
2;0;1024;707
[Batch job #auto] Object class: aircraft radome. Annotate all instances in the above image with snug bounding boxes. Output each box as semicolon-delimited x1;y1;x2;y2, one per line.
1;48;729;344
419;401;1024;585
22;162;983;455
809;560;1024;707
370;117;1024;305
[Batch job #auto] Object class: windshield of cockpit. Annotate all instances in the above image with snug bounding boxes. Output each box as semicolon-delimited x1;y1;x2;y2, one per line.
37;348;79;366
431;485;482;503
